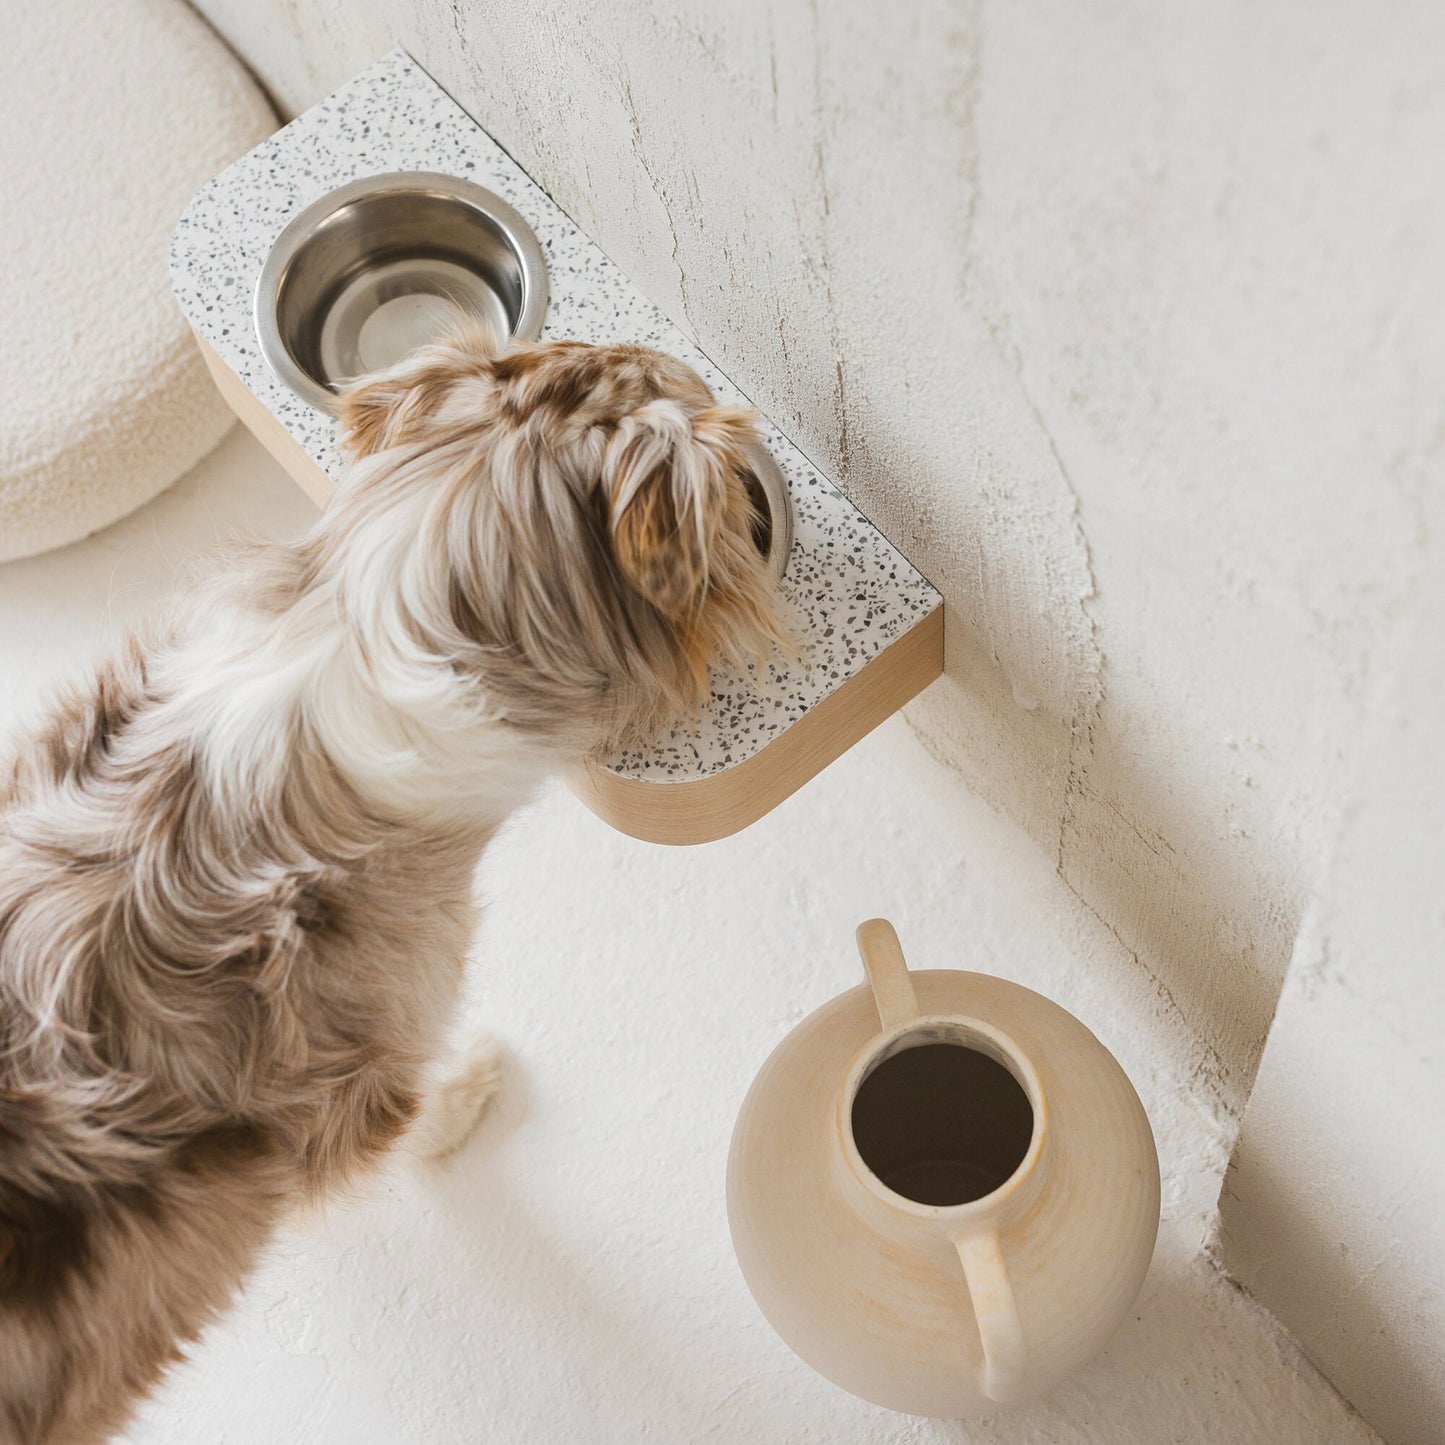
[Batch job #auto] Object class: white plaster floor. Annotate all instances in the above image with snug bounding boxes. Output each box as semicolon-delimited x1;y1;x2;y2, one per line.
0;428;1375;1445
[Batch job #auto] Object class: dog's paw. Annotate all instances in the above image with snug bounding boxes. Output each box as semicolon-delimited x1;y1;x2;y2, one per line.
411;1035;504;1159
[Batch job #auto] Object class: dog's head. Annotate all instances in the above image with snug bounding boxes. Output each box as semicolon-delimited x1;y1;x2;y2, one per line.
325;329;786;752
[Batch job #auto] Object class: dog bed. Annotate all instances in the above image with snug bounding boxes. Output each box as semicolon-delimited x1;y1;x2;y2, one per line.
0;0;274;562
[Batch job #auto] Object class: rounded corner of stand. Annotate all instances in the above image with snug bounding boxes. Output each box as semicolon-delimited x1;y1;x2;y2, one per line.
569;606;944;845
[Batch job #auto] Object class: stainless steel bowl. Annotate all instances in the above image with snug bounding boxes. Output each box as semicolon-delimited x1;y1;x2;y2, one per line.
745;446;794;581
255;171;549;413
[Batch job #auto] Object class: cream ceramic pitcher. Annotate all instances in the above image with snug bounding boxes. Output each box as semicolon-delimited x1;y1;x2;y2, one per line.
726;920;1160;1416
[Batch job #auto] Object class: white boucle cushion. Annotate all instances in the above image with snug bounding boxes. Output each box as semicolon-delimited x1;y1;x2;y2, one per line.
0;0;274;562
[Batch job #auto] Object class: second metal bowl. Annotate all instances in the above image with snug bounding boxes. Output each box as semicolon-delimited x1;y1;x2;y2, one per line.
255;171;549;413
744;447;794;582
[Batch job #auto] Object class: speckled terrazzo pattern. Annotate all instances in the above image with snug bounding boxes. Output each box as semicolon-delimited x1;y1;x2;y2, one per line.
170;49;938;782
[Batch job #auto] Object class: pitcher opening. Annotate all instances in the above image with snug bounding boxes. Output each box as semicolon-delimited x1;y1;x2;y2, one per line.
849;1029;1035;1207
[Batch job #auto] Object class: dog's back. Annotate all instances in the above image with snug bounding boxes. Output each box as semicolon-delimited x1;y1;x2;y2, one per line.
0;640;286;1443
0;609;458;1442
0;1093;288;1445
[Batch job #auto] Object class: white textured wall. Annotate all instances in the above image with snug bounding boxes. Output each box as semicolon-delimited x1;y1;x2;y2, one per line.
1218;467;1445;1445
184;0;390;114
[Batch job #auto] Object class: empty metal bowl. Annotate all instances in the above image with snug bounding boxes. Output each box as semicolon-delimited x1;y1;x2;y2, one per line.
255;171;549;413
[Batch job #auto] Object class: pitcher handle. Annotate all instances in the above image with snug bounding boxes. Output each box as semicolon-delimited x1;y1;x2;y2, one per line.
855;919;919;1030
952;1227;1028;1402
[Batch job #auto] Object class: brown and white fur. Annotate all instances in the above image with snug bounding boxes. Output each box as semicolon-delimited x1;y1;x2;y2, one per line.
0;330;781;1443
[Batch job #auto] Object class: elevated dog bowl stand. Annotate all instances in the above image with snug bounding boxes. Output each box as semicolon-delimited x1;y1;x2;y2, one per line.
172;51;943;845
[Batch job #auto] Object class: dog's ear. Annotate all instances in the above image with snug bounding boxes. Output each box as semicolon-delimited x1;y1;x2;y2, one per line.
604;401;759;618
337;322;499;459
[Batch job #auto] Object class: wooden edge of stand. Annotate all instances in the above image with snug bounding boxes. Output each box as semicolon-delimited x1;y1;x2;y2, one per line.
190;327;946;847
193;330;334;507
566;604;944;846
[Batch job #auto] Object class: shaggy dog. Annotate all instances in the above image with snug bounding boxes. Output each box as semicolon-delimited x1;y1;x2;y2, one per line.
0;330;781;1443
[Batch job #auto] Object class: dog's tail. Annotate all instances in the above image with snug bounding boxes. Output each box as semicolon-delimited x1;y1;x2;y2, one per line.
0;1087;290;1444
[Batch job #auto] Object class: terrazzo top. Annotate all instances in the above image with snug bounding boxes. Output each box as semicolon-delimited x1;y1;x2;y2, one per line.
170;49;939;783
